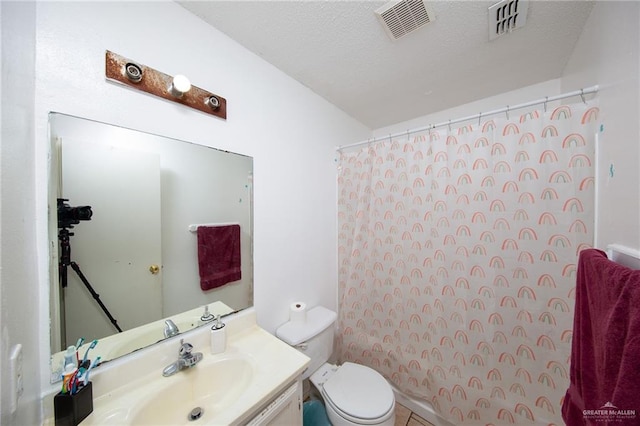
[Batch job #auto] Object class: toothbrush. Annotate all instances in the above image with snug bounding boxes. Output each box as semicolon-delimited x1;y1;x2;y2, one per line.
82;339;98;365
82;356;101;386
75;337;85;364
70;370;80;395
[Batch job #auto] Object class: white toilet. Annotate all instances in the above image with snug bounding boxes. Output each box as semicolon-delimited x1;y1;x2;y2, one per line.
276;306;395;426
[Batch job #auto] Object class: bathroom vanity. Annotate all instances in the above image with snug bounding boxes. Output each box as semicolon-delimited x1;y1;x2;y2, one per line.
43;308;309;425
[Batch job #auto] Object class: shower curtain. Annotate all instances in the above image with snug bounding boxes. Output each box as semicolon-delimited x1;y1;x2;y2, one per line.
337;102;599;425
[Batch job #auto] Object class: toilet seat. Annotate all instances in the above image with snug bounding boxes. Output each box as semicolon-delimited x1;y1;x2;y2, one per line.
321;362;395;424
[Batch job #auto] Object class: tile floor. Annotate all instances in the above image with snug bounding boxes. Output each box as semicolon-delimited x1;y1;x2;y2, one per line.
394;403;436;426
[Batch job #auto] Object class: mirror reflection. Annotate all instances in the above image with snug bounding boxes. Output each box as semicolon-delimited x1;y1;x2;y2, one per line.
48;113;253;379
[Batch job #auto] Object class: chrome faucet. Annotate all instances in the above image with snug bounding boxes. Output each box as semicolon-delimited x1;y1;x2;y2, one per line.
162;339;203;377
163;319;179;338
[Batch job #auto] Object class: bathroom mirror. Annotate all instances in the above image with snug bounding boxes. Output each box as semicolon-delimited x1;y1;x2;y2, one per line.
48;113;253;380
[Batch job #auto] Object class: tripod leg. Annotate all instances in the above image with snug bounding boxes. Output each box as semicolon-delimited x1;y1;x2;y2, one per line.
57;264;68;350
70;261;123;333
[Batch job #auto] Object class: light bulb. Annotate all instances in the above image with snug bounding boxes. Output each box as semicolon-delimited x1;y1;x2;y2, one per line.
169;74;191;98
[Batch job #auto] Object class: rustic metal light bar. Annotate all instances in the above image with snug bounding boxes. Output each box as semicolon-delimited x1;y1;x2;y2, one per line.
105;50;227;120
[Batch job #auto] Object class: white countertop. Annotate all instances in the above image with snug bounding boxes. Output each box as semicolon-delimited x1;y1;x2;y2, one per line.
43;308;310;425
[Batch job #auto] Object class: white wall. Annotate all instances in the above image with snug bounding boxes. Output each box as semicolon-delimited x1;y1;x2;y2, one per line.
561;1;640;252
1;2;40;425
1;1;369;421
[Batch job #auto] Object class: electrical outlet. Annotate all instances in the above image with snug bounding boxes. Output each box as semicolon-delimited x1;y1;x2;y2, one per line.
10;344;24;413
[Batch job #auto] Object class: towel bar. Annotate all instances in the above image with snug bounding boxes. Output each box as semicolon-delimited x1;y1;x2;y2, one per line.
188;223;240;232
606;244;640;270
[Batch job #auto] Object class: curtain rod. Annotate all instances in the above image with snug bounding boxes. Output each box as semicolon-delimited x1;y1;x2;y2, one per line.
336;85;599;151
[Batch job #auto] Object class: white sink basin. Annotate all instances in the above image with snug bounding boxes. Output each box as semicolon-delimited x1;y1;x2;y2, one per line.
130;357;254;425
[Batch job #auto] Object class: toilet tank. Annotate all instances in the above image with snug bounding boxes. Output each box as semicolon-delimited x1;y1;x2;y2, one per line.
276;306;337;379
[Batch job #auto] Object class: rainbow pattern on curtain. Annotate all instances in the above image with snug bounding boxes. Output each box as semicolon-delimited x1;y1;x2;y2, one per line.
337;103;599;425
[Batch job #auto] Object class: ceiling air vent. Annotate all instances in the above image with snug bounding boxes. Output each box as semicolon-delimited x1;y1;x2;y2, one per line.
488;0;528;40
375;0;435;41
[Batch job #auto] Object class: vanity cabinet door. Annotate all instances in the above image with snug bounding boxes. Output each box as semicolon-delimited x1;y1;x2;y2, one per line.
246;380;302;426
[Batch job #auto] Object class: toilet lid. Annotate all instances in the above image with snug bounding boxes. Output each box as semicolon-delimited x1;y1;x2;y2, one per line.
322;362;394;420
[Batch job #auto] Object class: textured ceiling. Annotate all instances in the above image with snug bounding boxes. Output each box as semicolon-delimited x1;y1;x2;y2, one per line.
178;1;595;129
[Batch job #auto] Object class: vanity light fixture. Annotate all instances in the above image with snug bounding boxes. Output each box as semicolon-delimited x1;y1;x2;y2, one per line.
105;50;227;120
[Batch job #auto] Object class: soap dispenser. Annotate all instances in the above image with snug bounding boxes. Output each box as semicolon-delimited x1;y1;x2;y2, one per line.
210;315;226;355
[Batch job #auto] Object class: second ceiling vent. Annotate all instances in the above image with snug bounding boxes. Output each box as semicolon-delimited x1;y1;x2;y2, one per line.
375;0;435;41
488;0;529;40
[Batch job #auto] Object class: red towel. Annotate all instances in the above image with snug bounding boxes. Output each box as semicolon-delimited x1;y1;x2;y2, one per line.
562;249;640;425
197;224;241;291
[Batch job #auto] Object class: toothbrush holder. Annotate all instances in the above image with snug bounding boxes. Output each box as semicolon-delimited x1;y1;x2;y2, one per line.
54;382;93;426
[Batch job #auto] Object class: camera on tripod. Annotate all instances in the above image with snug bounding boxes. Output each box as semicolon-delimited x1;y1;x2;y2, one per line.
58;198;93;229
57;198;121;333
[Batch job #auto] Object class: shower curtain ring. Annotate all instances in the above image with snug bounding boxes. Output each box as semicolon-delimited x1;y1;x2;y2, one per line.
478;112;482;127
448;120;452;132
544;96;548;113
580;89;586;104
506;105;510;120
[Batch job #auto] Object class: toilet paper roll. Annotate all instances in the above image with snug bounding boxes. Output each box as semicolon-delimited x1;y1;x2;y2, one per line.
289;302;307;323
